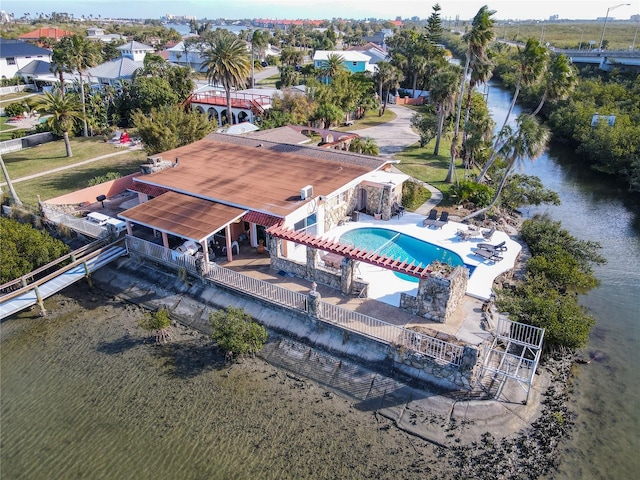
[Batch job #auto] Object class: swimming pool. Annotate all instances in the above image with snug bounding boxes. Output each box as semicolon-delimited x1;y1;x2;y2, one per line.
339;227;468;282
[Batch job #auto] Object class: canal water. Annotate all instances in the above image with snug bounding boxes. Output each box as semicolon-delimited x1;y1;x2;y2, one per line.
485;83;640;479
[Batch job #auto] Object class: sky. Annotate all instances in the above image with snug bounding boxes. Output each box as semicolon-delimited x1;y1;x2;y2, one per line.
4;0;639;22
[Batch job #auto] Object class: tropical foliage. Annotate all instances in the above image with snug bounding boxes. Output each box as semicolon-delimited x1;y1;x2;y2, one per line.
137;308;171;344
132;105;216;155
34;91;84;157
209;306;267;360
497;215;605;352
0;217;69;283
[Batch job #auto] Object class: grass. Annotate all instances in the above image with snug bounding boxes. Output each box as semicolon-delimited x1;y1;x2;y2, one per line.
395;135;470;207
1;136;146;207
255;74;280;88
2;137;139;179
0;91;36;105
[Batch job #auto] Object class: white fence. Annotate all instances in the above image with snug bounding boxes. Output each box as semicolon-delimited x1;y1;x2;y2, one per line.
0;132;55;155
126;236;464;365
44;208;107;239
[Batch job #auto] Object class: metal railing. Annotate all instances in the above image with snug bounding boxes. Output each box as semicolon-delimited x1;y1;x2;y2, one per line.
44;209;108;239
318;301;464;365
126;236;464;365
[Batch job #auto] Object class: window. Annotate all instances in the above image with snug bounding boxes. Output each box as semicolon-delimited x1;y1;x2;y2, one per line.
6;57;16;65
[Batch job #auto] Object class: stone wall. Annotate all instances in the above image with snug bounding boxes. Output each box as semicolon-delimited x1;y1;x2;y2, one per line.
322;186;358;231
399;266;468;323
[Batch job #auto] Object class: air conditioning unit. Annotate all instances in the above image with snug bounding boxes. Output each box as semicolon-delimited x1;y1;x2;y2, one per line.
300;185;313;200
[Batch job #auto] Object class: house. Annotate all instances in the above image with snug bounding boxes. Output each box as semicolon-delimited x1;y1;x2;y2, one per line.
85;41;154;87
18;27;74;43
86;27;125;43
313;50;372;76
120;132;406;265
0;39;52;79
346;42;389;65
166;40;207;72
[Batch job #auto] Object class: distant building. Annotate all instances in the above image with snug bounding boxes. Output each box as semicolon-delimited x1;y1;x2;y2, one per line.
18;27;74;43
86;28;125;43
313;50;373;83
0;39;52;79
85;41;155;87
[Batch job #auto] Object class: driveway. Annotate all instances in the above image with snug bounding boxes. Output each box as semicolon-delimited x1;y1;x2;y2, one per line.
355;104;420;157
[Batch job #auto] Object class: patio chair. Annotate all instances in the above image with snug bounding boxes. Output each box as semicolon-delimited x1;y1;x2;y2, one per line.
392;201;405;218
474;247;503;263
482;226;496;240
477;241;507;252
433;211;449;229
422;209;438;227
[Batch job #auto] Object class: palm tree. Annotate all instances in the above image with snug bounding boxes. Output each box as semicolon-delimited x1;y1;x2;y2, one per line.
321;53;345;83
447;5;495;183
201;30;251;126
348;136;379;155
53;35;101;137
250;29;269;88
531;54;576;117
34;91;84;158
429;67;460;155
0;154;23;206
374;62;403;116
477;38;548;182
464;114;550;221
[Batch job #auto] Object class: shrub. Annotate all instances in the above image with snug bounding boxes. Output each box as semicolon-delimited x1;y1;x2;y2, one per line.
137;308;171;343
402;178;431;210
209;306;267;360
450;181;494;207
5;102;26;117
88;172;121;186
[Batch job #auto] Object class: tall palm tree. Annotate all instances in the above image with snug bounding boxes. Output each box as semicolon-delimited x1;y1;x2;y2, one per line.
374;62;403;116
53;35;101;137
321;53;345;83
250;29;269;88
464;114;550;220
0;154;23;206
447;5;495;183
477;38;548;182
201;30;251;126
531;53;576;117
429;67;460;155
34;91;84;158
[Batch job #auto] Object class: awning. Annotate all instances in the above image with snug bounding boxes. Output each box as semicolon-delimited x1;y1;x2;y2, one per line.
243;211;283;227
128;182;169;198
119;191;246;243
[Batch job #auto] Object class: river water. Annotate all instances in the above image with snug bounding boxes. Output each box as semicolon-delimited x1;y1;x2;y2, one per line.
485;83;640;479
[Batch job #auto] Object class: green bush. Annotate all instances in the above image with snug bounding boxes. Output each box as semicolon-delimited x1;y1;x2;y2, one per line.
401;179;431;210
450;181;494;207
210;306;267;359
137;308;171;343
88;172;122;186
5;102;26;118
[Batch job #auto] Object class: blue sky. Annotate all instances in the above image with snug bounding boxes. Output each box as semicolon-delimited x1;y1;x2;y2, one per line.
5;1;639;21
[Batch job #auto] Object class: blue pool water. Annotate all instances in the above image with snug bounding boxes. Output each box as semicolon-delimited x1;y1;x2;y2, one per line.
339;227;469;282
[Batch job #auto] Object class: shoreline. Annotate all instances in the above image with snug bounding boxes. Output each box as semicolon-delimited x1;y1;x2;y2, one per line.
2;279;574;479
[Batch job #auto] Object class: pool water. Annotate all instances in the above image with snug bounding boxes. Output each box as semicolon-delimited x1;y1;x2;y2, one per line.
339;227;469;282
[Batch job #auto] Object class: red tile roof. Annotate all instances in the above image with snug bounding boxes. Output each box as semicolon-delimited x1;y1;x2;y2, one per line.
243;211;283;227
18;28;74;40
128;182;169;198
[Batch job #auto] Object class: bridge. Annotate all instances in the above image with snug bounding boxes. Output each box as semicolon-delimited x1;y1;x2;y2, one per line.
559;49;640;70
0;239;127;319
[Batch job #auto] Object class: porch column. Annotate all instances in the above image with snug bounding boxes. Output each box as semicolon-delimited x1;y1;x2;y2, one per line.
125;221;133;236
200;239;210;264
161;231;169;249
249;223;258;247
225;225;232;262
340;258;356;295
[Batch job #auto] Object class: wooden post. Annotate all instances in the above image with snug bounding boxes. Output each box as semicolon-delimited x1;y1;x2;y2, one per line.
83;261;93;288
34;286;47;317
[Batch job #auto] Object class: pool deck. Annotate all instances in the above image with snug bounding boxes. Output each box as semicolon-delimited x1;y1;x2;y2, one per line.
301;211;521;303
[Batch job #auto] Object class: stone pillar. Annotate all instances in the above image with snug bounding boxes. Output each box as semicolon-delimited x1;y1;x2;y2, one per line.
306;247;318;280
308;282;321;318
381;184;392;220
341;258;355;295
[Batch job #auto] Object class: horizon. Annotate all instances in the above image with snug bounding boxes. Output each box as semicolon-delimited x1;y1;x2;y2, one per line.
5;1;639;22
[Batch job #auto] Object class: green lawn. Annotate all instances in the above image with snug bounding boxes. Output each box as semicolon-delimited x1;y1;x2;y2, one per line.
0;91;37;105
12;152;146;207
395;135;470;206
1;136;146;207
2;137;138;179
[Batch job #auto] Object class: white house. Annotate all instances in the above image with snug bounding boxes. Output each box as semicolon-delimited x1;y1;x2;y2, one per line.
85;41;154;87
0;39;52;79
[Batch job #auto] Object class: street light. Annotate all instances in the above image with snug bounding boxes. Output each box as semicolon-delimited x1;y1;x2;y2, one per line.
572;26;585;50
598;3;631;51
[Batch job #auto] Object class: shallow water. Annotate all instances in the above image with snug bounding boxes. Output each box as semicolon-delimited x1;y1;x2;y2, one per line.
1;290;444;480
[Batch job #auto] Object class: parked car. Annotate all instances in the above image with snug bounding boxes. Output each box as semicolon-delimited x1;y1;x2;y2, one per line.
175;240;200;256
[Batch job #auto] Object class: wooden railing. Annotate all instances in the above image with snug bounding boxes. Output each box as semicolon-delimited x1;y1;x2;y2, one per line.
126;236;464;365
